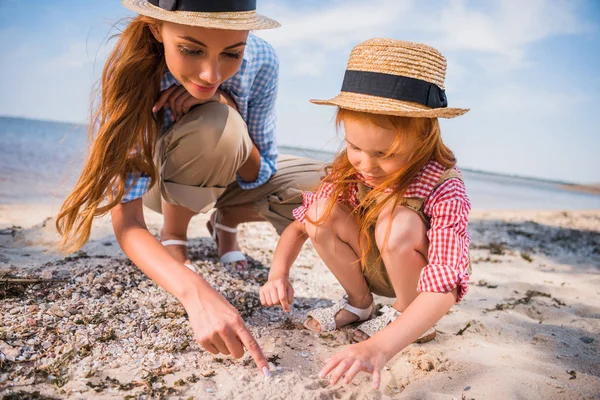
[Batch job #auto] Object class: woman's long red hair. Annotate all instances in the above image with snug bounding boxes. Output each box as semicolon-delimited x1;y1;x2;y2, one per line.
56;16;165;253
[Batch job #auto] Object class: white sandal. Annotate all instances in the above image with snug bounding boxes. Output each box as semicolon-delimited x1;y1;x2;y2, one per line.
304;295;375;333
355;305;436;343
161;239;198;273
206;214;247;269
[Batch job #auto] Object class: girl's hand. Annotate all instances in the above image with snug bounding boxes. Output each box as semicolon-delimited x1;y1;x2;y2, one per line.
259;276;294;312
319;340;389;390
153;85;236;121
182;284;271;377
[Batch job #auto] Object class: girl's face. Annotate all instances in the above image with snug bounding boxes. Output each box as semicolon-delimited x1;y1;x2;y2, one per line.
344;117;417;185
151;22;249;100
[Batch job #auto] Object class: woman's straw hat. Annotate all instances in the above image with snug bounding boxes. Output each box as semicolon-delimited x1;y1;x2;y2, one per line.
311;39;468;118
122;0;280;30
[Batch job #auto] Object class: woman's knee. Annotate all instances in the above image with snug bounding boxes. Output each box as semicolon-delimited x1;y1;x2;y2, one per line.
164;102;251;164
160;102;252;186
374;206;427;255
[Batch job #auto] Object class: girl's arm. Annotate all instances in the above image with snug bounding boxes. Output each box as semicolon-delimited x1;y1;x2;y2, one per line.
372;289;456;355
269;220;308;278
320;290;456;389
111;199;271;376
259;220;308;312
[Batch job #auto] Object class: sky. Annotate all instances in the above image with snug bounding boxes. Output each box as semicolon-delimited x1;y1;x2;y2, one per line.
0;0;599;184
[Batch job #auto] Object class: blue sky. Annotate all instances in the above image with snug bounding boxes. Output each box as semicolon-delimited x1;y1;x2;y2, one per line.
0;0;598;184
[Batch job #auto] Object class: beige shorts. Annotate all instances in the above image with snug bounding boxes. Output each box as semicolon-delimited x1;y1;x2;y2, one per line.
143;102;325;234
363;226;396;298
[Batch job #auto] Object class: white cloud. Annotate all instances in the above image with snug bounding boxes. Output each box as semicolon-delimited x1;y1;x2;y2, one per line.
257;0;415;76
256;0;591;77
434;0;591;69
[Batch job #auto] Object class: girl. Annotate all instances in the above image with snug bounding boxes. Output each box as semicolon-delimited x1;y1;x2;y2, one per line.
260;39;471;388
55;0;322;377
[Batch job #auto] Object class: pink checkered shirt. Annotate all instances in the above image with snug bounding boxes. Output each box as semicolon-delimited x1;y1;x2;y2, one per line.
293;160;472;303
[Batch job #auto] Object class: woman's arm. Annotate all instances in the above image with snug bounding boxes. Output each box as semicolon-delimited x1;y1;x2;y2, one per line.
111;199;201;299
111;199;271;376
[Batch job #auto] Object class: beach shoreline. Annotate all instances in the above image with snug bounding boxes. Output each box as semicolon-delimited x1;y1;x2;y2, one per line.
1;204;599;399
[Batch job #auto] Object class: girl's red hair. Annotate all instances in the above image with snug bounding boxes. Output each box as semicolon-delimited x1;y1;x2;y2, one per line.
307;108;456;270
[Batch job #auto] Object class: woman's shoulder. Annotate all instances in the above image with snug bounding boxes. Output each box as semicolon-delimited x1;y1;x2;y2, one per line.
247;33;279;69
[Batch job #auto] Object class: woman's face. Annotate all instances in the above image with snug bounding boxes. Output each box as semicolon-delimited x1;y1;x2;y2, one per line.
344;118;417;185
151;22;249;100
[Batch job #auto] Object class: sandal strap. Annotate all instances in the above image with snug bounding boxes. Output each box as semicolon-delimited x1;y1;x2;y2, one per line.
219;251;247;265
355;306;401;338
306;301;345;332
213;222;238;234
305;296;374;333
161;239;188;247
344;301;374;321
184;263;197;273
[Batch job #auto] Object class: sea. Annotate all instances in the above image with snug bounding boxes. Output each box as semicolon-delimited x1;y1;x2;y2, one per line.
1;116;599;210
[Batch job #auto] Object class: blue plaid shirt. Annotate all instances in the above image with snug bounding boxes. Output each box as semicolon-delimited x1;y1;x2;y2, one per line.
122;33;279;203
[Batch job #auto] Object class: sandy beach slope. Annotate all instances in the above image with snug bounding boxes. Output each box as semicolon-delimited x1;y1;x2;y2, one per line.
1;204;599;399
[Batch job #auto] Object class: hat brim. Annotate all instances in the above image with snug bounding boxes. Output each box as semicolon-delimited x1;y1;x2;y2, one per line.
310;92;469;119
122;0;280;30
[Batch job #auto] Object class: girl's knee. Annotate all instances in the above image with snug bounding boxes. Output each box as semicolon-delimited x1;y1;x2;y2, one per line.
375;207;427;254
304;199;330;239
304;200;350;241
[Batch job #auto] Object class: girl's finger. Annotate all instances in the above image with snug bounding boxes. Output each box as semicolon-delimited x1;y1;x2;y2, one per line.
259;288;266;306
372;368;382;390
287;285;294;309
263;288;275;306
329;358;353;386
276;282;289;312
343;360;363;384
319;353;343;379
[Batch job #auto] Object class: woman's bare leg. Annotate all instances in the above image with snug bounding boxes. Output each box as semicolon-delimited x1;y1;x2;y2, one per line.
161;201;265;267
304;200;373;331
209;204;265;268
160;200;197;264
354;205;428;341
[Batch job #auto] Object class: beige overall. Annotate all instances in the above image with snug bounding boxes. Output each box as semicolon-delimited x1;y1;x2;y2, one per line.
357;169;468;297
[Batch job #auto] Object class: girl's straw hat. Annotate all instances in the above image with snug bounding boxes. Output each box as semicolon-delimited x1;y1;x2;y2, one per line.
311;39;468;118
122;0;280;30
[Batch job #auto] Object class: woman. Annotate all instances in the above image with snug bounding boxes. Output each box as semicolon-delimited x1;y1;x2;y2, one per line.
56;0;323;377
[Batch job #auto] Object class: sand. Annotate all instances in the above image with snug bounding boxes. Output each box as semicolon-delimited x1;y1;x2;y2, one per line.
1;203;599;399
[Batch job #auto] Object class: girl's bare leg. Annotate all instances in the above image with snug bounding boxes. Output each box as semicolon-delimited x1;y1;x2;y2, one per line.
354;206;429;341
304;200;373;331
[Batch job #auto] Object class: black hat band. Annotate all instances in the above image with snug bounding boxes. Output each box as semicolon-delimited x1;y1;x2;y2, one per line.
341;70;448;109
148;0;257;12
